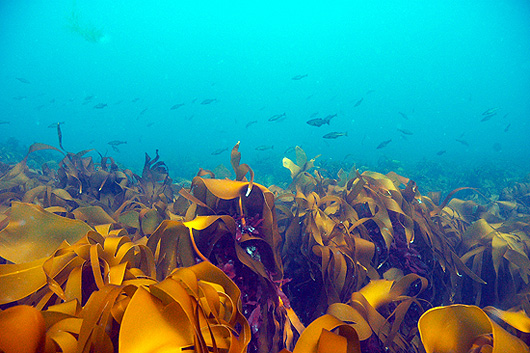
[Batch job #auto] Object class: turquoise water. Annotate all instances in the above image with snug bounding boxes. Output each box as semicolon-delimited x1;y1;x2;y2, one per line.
1;0;529;187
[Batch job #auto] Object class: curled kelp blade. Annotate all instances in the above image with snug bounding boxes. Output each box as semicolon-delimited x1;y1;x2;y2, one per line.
418;305;530;353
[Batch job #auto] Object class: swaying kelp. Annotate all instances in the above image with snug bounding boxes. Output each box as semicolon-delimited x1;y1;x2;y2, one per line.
1;142;530;353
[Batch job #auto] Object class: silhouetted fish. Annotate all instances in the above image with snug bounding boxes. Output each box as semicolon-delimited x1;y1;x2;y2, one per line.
307;114;336;127
108;140;127;146
139;108;148;115
201;98;217;105
0;121;10;125
170;103;185;110
245;120;258;128
353;98;363;107
504;123;511;133
291;74;308;80
131;98;140;103
12;96;26;100
482;107;499;115
93;103;107;109
323;132;347;139
16;77;30;84
211;147;228;155
398;112;408;120
255;145;274;151
397;128;413;135
309;112;319;118
376;139;392;149
268;113;286;122
455;139;469;147
436;150;446;156
480;113;496;122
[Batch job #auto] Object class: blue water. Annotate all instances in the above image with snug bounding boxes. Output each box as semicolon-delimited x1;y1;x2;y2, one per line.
1;0;529;184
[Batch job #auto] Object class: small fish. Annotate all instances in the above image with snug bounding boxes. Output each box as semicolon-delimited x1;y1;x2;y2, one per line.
84;95;95;101
255;145;274;151
309;112;319;118
482;107;499;115
93;103;108;109
48;122;65;128
16;77;30;84
365;89;376;95
291;74;308;80
108;140;127;146
146;122;155;127
201;98;217;105
57;123;64;150
398;112;408;120
455;139;469;147
12;96;26;100
307;114;336;127
323;131;348;139
111;145;120;152
170;103;185;110
504;123;511;133
211;147;228;155
397;128;413;135
436;150;446;156
131;98;140;103
284;146;296;154
245;120;258;128
353;98;363;107
139;108;148;115
480;113;496;122
268;113;286;122
492;143;502;152
376;139;392;149
0;121;10;125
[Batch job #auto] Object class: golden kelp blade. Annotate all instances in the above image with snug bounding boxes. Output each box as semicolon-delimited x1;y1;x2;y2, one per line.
0;202;92;263
0;258;47;304
418;305;530;353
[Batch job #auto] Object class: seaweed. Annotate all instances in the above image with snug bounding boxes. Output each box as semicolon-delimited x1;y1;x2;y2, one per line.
1;142;530;353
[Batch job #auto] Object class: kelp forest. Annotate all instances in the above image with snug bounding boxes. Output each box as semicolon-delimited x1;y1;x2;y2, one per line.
1;141;530;353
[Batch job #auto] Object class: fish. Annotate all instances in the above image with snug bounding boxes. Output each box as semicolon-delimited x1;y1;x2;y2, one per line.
323;131;348;139
255;145;274;151
12;96;26;100
482;107;499;115
376;139;392;149
139;108;148;115
0;121;10;125
480;113;496;122
309;112;319;118
436;150;446;156
57;123;64;150
48;122;65;128
211;147;228;155
504;123;511;132
398;112;408;120
455;139;469;147
397;128;413;135
170;103;185;110
201;98;217;105
16;77;30;84
131;98;140;103
84;95;95;101
245;120;258;128
268;113;286;122
306;114;336;127
111;145;120;152
492;143;502;152
291;74;308;80
284;146;296;154
93;103;108;109
353;98;363;107
108;140;127;146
